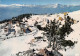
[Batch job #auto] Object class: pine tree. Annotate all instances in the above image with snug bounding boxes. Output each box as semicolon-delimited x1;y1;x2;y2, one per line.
45;16;74;51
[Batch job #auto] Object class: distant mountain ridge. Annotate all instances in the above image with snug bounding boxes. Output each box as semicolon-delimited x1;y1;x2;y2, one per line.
0;4;80;20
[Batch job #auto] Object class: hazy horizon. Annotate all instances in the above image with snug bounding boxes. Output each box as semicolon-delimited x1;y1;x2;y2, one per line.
0;0;80;5
0;0;80;21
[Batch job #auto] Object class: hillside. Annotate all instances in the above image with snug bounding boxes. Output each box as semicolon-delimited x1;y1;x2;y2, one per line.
0;10;80;56
59;10;80;56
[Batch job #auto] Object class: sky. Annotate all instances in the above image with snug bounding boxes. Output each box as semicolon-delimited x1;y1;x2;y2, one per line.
0;0;80;5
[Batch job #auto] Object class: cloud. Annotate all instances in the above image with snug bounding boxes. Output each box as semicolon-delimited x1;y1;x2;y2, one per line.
0;4;36;7
0;4;9;7
0;3;79;8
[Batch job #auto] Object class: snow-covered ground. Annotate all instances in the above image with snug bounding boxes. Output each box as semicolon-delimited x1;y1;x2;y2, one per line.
0;30;48;56
0;10;80;56
59;10;80;56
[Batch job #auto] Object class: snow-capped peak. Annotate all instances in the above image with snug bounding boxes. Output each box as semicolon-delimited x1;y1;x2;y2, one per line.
0;4;80;8
0;4;36;7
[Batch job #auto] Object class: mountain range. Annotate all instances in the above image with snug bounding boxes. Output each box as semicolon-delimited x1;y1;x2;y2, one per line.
0;4;80;20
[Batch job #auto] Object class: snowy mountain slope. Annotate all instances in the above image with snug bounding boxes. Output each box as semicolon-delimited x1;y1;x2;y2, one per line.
0;30;48;56
0;10;80;56
0;35;33;56
59;10;80;56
